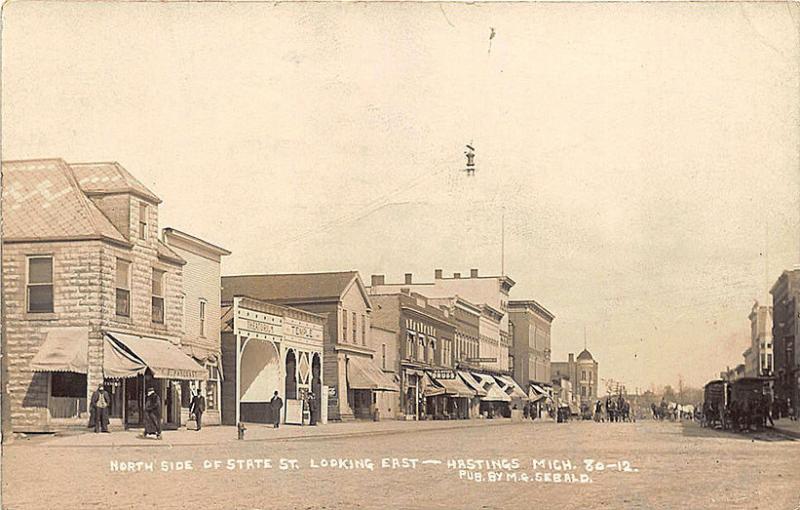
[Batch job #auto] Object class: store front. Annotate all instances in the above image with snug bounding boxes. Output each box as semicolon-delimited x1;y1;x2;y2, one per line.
472;372;511;418
346;355;399;420
429;370;475;419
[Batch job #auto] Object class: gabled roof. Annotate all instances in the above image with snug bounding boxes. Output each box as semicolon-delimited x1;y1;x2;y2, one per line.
2;159;129;245
577;349;595;361
222;271;370;308
70;161;161;204
156;239;186;265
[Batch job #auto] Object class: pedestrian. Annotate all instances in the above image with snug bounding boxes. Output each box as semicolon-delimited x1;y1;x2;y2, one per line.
270;391;283;428
189;388;205;431
143;387;162;440
308;392;317;426
90;382;111;433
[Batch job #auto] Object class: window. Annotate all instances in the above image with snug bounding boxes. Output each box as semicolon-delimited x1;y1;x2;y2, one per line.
151;269;165;324
27;256;54;313
199;300;206;337
51;372;86;398
581;386;587;397
581;370;586;381
361;315;367;345
206;365;220;410
418;334;426;362
382;344;387;370
115;259;131;317
428;338;436;364
139;202;148;239
352;312;357;343
406;332;415;359
342;309;348;341
767;353;773;371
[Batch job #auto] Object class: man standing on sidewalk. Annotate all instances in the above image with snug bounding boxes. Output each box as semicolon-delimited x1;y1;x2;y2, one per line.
143;387;162;440
189;388;205;431
90;383;111;433
270;391;283;428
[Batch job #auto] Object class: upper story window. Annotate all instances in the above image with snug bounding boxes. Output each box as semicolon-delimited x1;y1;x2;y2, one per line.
342;309;348;342
351;312;357;343
406;331;415;359
361;314;367;345
138;202;148;239
115;259;131;317
151;269;165;324
27;256;54;313
199;300;207;337
382;344;387;370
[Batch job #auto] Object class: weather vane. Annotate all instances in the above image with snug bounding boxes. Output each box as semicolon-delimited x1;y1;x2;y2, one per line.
463;144;476;176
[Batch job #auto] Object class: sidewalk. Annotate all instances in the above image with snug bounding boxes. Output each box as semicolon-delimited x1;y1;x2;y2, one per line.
12;417;536;448
771;417;800;439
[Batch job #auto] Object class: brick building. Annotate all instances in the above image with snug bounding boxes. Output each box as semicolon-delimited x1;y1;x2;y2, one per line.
743;301;773;378
2;159;207;432
771;268;800;416
552;350;598;406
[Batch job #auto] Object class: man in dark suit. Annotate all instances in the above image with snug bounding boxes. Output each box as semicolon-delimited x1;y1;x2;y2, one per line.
90;382;111;433
270;391;283;428
143;387;162;439
189;388;206;431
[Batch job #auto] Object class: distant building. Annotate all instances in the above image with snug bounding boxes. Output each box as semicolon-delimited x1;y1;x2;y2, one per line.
552;350;598;404
743;301;773;377
771;269;800;415
508;299;555;388
369;269;515;374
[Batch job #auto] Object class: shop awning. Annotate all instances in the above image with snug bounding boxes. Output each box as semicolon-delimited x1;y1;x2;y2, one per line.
458;371;487;397
106;332;207;381
529;384;551;403
495;375;529;400
103;338;146;378
422;373;446;397
472;373;511;402
347;356;399;391
430;373;475;398
30;327;90;373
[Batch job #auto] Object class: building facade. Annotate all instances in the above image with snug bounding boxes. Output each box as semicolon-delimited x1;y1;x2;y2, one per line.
2;159;208;432
508;299;555;388
369;269;515;374
745;302;774;377
771;269;800;415
221;272;394;421
162;228;230;426
552;350;598;405
220;296;325;426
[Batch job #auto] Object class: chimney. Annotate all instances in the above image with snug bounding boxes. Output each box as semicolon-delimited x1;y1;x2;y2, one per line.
453;272;461;279
434;269;443;279
568;353;574;364
371;275;385;286
404;273;413;284
470;268;479;278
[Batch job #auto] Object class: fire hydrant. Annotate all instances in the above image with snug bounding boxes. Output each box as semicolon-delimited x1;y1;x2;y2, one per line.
237;422;247;440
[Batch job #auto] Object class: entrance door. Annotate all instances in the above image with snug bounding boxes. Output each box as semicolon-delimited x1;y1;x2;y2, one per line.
125;376;142;427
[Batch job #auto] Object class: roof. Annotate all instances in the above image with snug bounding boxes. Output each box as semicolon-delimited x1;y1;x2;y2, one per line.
162;228;231;258
70;162;161;204
157;239;186;265
2;159;129;245
508;299;556;321
577;349;595;361
221;272;369;306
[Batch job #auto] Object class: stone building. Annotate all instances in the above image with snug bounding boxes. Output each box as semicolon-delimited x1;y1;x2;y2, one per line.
552;350;598;405
771;268;800;416
221;271;395;421
2;159;207;432
162;228;230;426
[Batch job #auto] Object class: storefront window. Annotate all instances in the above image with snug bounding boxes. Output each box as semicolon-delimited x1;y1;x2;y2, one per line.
206;365;219;410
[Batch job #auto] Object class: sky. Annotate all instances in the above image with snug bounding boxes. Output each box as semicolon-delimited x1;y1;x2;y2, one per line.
3;1;799;391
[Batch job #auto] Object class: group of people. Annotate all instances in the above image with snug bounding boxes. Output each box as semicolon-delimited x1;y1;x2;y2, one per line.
87;381;207;440
702;394;777;432
594;396;632;422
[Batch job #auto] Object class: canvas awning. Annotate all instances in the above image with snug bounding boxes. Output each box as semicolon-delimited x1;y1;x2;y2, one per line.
30;327;90;373
458;371;487;397
422;373;446;397
106;332;207;381
496;375;529;400
347;356;399;391
30;327;146;378
529;383;551;403
472;373;511;402
430;373;475;398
